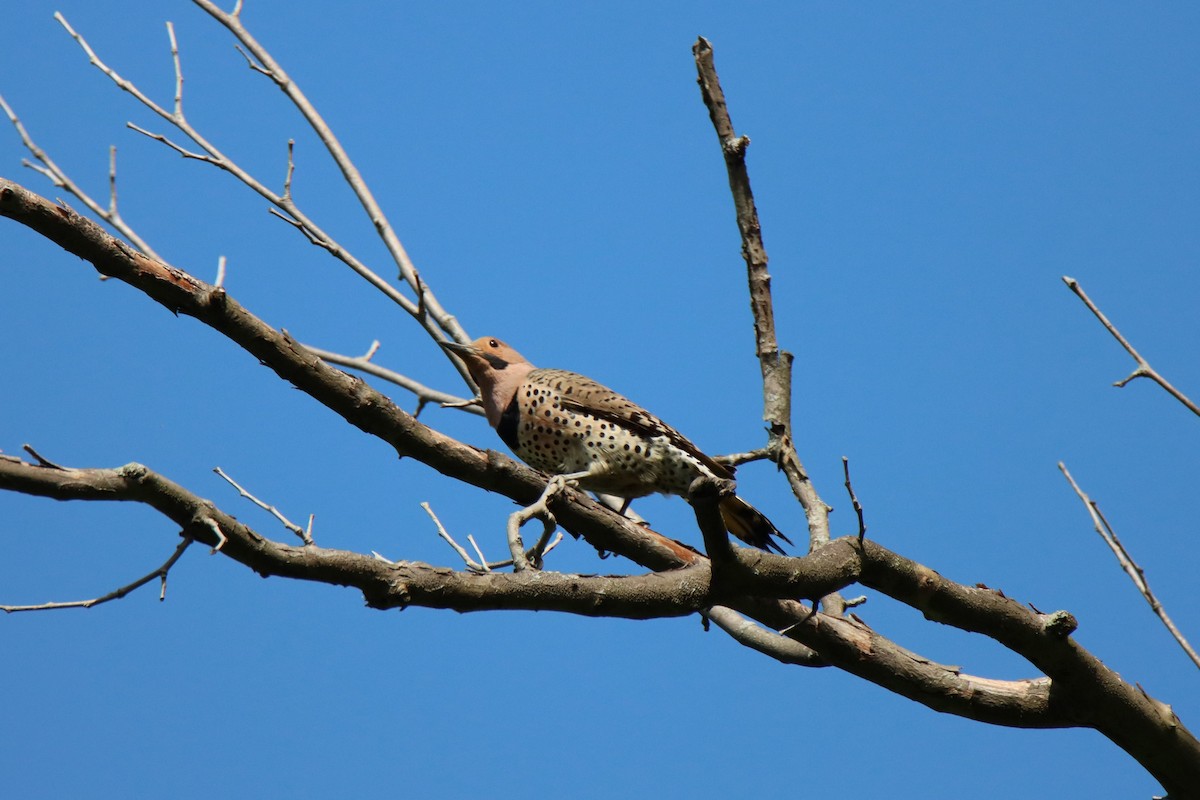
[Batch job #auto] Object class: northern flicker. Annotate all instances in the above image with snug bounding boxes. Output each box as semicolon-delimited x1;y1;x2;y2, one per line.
442;336;791;554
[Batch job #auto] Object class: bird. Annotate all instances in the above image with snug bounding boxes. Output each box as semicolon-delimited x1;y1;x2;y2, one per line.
441;336;791;554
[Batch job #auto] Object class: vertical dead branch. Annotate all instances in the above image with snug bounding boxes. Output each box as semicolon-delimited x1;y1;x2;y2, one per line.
692;37;841;613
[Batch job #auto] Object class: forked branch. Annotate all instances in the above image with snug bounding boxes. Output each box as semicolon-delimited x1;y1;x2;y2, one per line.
692;37;833;556
1063;276;1200;417
0;532;193;613
52;9;472;380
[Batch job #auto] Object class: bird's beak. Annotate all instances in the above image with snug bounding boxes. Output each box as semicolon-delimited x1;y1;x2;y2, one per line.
439;340;478;357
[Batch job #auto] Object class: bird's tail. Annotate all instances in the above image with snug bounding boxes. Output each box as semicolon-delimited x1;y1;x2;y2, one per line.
718;495;792;555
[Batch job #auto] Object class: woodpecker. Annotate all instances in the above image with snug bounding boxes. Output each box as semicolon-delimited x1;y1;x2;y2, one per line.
442;336;789;554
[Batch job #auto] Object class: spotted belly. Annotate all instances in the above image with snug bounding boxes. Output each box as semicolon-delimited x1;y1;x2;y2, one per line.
500;387;709;499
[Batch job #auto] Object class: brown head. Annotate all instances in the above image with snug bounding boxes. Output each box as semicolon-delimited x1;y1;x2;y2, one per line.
441;336;536;427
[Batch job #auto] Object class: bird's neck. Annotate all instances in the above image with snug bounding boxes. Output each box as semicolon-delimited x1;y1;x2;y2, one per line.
480;362;535;428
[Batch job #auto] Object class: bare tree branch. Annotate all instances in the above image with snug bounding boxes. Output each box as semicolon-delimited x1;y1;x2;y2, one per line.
422;500;563;573
53;11;473;379
706;605;824;666
0;534;193;613
1058;462;1200;670
842;456;867;542
0;456;709;619
213;466;314;546
0;93;163;260
0;450;1130;732
692;36;841;615
4;19;1200;786
0;175;699;574
301;340;481;417
1;336;1197;793
189;0;468;345
691;38;832;547
1063;275;1200;417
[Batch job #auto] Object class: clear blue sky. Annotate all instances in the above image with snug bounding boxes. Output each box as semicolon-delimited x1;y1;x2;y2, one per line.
2;2;1198;797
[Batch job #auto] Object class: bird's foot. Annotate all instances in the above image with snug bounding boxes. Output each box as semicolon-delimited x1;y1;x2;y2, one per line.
507;476;577;571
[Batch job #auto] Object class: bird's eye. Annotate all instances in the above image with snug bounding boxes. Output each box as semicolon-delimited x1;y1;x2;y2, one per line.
488;338;499;348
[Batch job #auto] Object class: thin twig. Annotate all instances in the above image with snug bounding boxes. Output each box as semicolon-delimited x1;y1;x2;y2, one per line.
282;138;295;201
302;342;481;415
0;93;163;260
1063;276;1200;418
21;444;65;471
232;44;269;76
423;501;478;568
466;535;490;571
1058;462;1199;670
713;446;773;468
842;456;867;542
190;0;469;344
126;122;213;162
54;12;465;359
268;206;322;245
107;146;118;214
1;536;193;613
201;516;227;553
213;466;313;545
214;255;227;288
167;22;184;118
423;502;561;573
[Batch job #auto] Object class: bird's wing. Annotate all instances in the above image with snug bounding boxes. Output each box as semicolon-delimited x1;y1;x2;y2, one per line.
535;369;735;480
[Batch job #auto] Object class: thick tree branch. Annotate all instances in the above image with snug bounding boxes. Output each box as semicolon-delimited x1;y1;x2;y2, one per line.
0;175;693;572
0;451;1099;731
0;456;708;619
5;175;1199;794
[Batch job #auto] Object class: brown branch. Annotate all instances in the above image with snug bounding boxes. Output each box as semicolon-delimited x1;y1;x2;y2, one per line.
0;451;1105;733
842;456;867;541
1058;462;1200;670
1063;276;1200;417
5;175;1200;794
693;37;843;621
0;457;708;619
850;539;1197;790
0;176;696;574
692;38;833;555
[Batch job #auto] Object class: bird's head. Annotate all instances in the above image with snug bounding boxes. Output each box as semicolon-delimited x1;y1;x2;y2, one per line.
441;336;530;379
441;337;535;425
